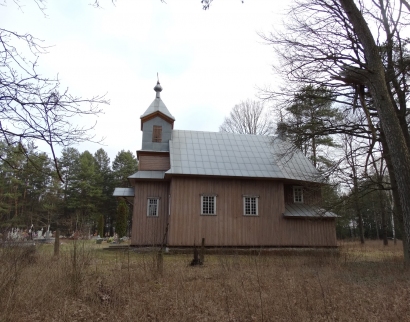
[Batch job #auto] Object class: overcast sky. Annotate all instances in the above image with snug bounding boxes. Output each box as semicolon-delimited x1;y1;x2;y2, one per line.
2;0;287;163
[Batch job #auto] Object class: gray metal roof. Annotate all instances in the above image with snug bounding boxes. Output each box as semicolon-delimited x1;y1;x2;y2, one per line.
128;171;166;179
140;97;175;121
284;203;338;218
113;187;135;197
166;130;321;181
140;81;175;120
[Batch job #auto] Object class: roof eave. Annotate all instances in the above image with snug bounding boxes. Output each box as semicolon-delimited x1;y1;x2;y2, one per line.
140;111;175;130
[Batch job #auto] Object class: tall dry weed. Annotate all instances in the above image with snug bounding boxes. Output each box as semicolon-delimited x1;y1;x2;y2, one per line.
61;239;94;296
0;242;37;318
0;240;409;321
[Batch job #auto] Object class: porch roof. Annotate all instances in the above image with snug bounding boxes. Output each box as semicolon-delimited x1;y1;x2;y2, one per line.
112;187;134;205
128;171;166;180
284;203;338;218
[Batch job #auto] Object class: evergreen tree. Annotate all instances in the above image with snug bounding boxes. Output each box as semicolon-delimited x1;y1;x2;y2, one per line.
59;147;81;233
69;151;102;233
94;148;115;236
281;85;342;170
115;199;128;239
20;149;55;228
112;150;138;187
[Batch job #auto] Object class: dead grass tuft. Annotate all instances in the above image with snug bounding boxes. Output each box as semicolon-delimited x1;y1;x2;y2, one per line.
0;240;409;321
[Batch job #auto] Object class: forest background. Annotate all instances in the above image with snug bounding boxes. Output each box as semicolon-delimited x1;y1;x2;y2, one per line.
1;0;408;251
0;145;138;238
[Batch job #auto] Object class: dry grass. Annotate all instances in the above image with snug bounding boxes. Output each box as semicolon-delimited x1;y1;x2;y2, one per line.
0;240;409;322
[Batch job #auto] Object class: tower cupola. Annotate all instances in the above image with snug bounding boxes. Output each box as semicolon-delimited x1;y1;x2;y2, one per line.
139;80;175;153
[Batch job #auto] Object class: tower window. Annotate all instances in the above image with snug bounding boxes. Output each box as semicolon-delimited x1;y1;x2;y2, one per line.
152;126;162;143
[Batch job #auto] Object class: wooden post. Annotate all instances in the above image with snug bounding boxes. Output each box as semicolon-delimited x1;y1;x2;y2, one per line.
190;244;201;266
54;229;60;257
200;238;205;264
157;251;163;276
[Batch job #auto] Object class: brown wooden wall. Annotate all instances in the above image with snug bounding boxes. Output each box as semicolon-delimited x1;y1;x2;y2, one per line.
131;181;169;246
139;155;170;171
284;183;322;206
167;177;336;247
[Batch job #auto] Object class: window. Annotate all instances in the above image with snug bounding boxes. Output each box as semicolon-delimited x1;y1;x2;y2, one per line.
152;125;162;143
147;198;159;216
243;196;259;216
201;195;216;215
293;186;303;203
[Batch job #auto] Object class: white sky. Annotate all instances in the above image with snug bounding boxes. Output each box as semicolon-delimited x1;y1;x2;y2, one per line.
1;0;287;163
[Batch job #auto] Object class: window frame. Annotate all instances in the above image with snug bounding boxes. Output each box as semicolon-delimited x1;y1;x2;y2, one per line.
200;194;217;215
243;195;259;216
147;198;160;217
293;186;304;203
152;125;162;143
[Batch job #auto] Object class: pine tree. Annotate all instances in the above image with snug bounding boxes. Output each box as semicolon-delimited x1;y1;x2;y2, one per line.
112;150;138;187
281;85;341;170
94;148;115;236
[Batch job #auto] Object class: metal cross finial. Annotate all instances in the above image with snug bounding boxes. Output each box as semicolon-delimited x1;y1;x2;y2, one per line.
154;74;163;98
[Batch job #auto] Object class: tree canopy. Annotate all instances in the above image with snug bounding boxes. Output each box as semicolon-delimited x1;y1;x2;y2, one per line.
0;144;137;238
0;1;108;181
219;100;273;135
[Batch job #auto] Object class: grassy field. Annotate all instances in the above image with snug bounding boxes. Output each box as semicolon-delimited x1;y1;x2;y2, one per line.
0;239;409;322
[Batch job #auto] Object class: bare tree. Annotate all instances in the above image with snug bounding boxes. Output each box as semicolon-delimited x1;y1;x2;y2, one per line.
219;100;273;135
260;0;410;261
201;0;244;10
0;3;108;181
339;0;410;261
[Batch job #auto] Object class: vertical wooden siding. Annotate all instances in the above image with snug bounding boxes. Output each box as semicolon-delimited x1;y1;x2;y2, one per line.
168;177;336;247
131;181;169;246
139;155;170;171
284;184;322;206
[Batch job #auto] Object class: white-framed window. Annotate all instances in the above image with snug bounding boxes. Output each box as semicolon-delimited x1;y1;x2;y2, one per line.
243;195;259;216
201;195;216;215
147;198;159;216
293;186;304;203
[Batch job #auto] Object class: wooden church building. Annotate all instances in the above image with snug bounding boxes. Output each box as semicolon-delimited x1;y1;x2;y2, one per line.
114;82;337;247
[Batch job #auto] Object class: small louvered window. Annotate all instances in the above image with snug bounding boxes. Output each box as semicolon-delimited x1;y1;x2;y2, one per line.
152;126;162;143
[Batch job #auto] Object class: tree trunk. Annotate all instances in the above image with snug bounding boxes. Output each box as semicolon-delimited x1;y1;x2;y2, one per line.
54;229;60;257
14;186;18;219
380;126;408;257
312;136;317;168
340;0;410;262
390;195;397;245
380;195;388;246
353;174;365;244
375;218;379;240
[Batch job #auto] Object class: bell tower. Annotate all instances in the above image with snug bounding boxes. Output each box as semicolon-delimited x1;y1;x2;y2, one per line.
137;81;175;171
